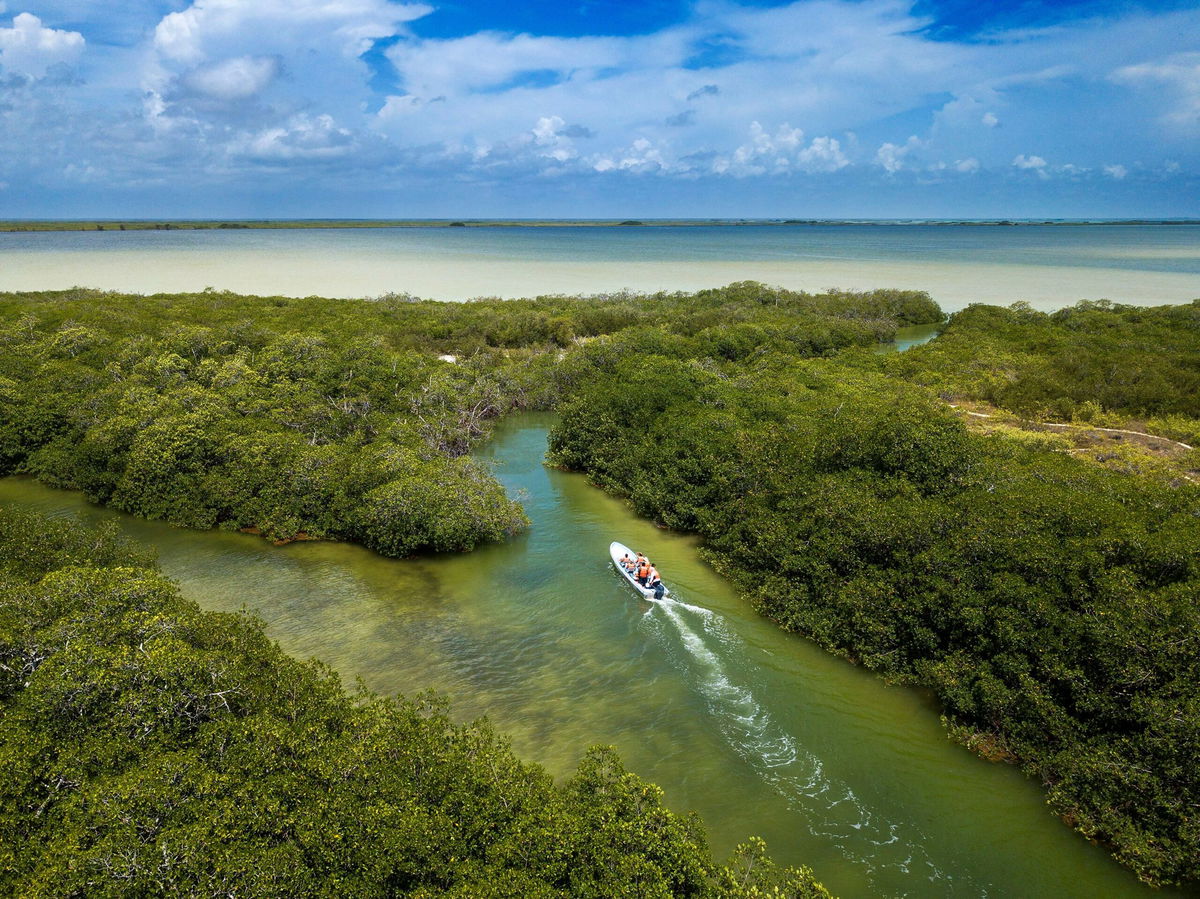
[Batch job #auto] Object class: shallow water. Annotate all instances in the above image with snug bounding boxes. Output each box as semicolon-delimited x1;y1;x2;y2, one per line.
2;224;1198;311
876;322;943;353
2;414;1189;898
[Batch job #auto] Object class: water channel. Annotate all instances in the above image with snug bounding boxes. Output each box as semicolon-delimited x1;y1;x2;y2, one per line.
0;414;1186;898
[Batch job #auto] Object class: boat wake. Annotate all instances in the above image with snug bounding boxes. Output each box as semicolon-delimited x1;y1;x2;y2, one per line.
643;594;988;897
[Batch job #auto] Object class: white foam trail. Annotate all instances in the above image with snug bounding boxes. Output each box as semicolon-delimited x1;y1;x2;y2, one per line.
646;595;988;897
658;594;713;617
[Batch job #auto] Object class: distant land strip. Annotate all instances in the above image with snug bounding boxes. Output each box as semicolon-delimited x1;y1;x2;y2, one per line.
3;218;1200;232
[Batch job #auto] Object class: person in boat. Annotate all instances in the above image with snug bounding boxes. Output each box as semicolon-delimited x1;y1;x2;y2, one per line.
619;552;636;573
647;565;665;600
635;555;652;586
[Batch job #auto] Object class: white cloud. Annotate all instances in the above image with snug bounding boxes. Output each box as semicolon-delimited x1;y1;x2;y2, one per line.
796;135;849;172
366;0;1200;187
876;135;923;173
621;138;665;171
377;0;973;175
183;55;279;101
154;0;430;64
1113;52;1200;128
233;113;355;160
0;12;84;76
1012;153;1046;169
143;0;433;122
1103;163;1128;179
531;115;579;162
129;0;436;177
386;31;638;100
594;137;666;173
709;122;847;176
733;121;803;168
378;94;422;116
3;0;1200;212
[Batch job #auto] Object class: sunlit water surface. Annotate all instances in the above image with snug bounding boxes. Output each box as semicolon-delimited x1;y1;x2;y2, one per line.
2;414;1191;898
2;224;1198;311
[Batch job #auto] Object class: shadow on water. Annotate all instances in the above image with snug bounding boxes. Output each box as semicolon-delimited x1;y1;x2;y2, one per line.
0;413;1192;898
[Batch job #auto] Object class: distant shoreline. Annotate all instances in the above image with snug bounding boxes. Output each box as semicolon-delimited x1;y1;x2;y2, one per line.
3;218;1199;233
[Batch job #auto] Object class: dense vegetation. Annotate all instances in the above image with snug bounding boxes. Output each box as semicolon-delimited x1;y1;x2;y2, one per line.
0;284;937;555
548;306;1200;887
4;285;1198;888
0;505;832;897
886;300;1200;425
0;283;935;892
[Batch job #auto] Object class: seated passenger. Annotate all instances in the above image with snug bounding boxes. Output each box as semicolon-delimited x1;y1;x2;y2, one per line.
636;556;652;586
620;552;636;572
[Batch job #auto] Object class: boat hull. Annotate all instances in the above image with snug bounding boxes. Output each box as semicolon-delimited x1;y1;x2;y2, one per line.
610;541;668;600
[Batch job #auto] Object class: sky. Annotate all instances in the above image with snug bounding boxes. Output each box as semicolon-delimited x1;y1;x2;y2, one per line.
0;0;1197;218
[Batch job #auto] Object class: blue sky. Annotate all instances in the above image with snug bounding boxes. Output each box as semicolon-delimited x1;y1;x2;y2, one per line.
0;0;1197;217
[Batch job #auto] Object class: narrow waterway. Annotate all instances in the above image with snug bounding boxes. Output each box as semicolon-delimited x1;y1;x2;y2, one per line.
876;322;943;353
0;415;1187;898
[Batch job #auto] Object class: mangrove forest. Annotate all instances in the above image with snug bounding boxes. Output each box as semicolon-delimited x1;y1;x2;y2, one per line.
1;284;1198;892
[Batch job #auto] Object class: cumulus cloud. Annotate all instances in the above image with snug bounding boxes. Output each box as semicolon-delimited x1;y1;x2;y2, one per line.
593;137;665;173
2;0;1199;212
708;121;848;176
1103;163;1128;179
376;0;974;175
233;113;355;160
0;12;84;76
876;136;923;173
144;0;432;117
127;0;437;180
183;55;280;101
796;136;850;172
130;0;1200;192
531;115;580;162
154;0;430;64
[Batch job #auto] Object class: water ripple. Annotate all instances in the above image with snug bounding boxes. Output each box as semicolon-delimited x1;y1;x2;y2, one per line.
644;595;990;897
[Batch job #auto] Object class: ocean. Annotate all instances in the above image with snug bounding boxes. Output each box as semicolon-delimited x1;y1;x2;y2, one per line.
2;222;1198;312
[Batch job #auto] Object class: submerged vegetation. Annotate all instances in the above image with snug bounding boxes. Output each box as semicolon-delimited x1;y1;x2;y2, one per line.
1;285;1198;888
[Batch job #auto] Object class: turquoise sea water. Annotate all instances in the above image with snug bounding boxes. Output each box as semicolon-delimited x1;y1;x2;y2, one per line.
3;223;1198;310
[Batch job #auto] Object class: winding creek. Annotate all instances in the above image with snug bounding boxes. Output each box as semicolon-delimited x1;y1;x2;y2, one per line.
1;413;1190;897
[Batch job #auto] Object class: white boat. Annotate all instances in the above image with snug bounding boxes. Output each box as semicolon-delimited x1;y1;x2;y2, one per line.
610;541;669;600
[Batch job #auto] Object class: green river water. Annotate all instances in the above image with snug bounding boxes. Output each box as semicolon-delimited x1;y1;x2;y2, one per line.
0;414;1188;898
